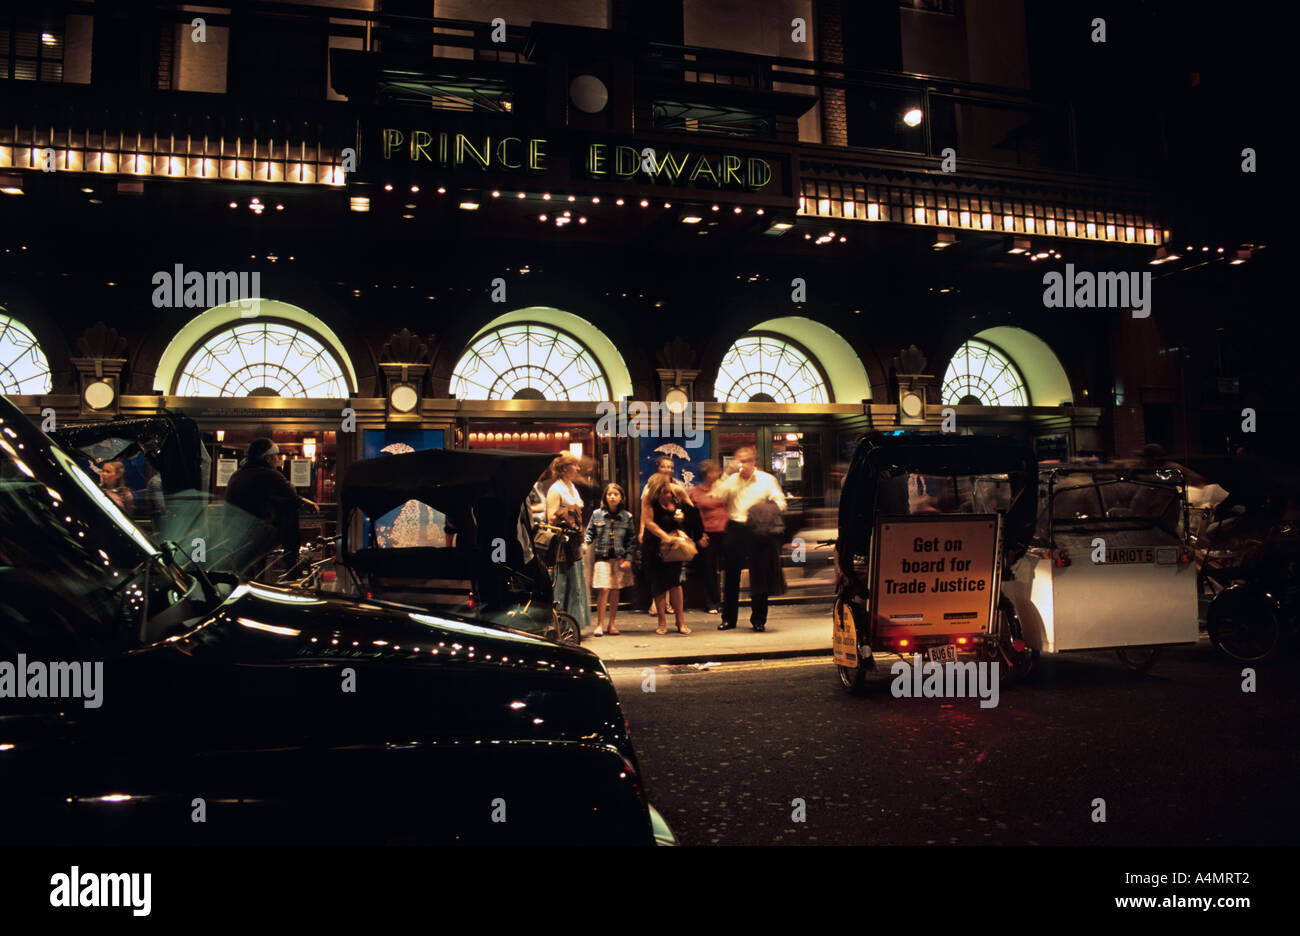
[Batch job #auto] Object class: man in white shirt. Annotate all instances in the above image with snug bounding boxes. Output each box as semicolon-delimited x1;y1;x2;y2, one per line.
713;445;787;631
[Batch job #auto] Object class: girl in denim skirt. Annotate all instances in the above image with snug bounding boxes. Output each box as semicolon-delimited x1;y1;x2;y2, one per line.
585;483;636;636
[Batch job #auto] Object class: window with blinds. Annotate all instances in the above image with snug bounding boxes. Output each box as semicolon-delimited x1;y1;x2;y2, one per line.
0;18;64;81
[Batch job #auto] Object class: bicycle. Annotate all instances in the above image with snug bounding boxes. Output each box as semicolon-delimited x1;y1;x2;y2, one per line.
496;566;581;645
249;535;341;590
1192;507;1297;662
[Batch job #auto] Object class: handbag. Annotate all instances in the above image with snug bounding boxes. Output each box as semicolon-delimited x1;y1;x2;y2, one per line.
532;522;565;565
660;530;698;563
561;523;584;563
747;500;785;538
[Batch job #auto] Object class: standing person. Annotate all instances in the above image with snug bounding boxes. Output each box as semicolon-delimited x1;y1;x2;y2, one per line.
225;438;318;578
576;455;602;611
689;460;728;614
97;460;134;515
546;453;591;635
640;455;692;613
639;456;678;538
585;483;636;636
142;460;166;525
641;474;701;635
714;445;787;632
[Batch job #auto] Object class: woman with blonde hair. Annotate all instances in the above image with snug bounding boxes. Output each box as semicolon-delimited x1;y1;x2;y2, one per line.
546;453;591;633
641;473;703;635
97;460;134;515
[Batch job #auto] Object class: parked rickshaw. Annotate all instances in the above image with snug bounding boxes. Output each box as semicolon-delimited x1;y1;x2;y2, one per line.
832;432;1038;693
1003;463;1199;671
339;448;582;644
1187;455;1300;662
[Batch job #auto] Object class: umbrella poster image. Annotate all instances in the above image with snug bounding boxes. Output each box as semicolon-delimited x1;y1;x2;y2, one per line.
639;435;713;491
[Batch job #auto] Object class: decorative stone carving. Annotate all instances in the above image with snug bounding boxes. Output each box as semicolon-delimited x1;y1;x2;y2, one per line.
655;336;697;372
379;328;431;364
894;344;927;375
75;322;128;361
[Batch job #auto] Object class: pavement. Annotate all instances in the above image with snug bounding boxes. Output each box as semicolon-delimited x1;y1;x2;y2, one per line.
581;599;835;666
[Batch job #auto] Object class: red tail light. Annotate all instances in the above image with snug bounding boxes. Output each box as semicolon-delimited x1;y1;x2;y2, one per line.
1053;548;1071;567
1178;549;1192;564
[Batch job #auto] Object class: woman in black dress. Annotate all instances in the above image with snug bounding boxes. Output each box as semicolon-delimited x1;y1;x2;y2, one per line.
642;473;702;635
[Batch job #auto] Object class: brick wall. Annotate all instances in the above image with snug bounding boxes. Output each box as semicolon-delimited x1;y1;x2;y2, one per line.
816;0;846;146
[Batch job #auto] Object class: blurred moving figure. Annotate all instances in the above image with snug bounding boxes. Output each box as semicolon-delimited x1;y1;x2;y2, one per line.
546;453;591;634
715;445;787;632
97;460;134;515
224;438;317;578
642;474;702;635
689;459;728;613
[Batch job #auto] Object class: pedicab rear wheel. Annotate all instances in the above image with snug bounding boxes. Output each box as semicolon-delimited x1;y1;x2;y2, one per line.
834;597;869;695
553;611;582;645
1116;645;1162;671
995;598;1035;681
1206;584;1281;663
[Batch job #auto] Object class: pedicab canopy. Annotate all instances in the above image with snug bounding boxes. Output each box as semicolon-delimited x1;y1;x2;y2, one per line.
341;448;557;559
51;414;206;494
836;433;1038;581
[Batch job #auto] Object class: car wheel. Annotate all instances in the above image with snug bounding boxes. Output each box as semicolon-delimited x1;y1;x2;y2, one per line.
554;611;582;645
834;597;869;695
1116;646;1162;672
1207;585;1281;663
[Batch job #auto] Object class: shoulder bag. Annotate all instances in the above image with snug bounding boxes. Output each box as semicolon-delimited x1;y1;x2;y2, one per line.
660;530;698;563
533;522;565;566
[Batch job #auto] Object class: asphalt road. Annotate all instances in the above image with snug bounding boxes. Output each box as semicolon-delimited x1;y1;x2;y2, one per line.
611;642;1300;846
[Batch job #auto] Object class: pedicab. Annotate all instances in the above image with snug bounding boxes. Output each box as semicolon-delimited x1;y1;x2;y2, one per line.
832;432;1038;693
339;447;583;644
1001;463;1200;671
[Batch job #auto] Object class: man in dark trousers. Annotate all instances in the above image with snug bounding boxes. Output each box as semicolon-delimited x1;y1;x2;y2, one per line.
714;445;787;632
224;438;317;578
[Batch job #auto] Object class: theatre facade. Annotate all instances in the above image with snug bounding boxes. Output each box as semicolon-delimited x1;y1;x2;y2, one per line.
0;3;1201;541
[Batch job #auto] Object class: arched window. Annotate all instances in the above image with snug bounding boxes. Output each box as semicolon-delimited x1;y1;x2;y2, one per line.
715;333;830;403
450;323;610;401
0;313;53;394
174;320;350;398
942;339;1029;406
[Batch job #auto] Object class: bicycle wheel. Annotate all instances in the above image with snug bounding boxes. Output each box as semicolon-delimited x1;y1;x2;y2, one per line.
995;598;1035;681
554;611;582;645
833;597;869;694
1207;584;1281;663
